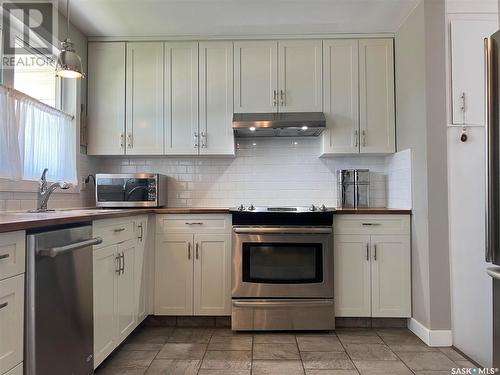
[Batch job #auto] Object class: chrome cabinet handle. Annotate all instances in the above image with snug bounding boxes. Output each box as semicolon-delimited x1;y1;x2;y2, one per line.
39;237;103;258
115;254;121;274
194;132;199;148
0;302;8;310
460;92;466;113
121;252;125;274
196;243;199;259
362;130;367;147
354;130;358;147
185;222;203;225
120;133;124;149
127;133;133;149
374;244;377;261
188;242;191;260
114;228;126;233
201;132;207;148
366;243;369;261
280;90;284;106
138;223;143;241
273;90;277;106
0;253;9;260
362;223;381;226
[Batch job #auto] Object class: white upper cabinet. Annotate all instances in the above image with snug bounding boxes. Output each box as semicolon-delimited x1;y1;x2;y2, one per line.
165;42;199;155
321;39;359;155
126;43;164;155
199;41;235;156
359;39;395;154
234;41;278;113
450;16;498;126
87;42;126;155
278;40;323;112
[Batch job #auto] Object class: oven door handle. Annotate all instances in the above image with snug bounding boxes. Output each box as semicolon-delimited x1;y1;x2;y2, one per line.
233;227;332;234
232;299;334;308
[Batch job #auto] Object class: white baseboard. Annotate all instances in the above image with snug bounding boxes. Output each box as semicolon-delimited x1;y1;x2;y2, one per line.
408;318;453;347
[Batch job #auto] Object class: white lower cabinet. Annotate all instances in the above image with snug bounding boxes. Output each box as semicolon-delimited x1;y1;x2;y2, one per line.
93;217;151;369
3;363;22;375
155;215;232;316
334;215;411;318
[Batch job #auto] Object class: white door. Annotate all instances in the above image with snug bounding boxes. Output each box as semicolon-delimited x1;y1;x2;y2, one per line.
93;245;117;368
193;234;231;315
451;17;498;126
155;234;194;315
321;39;359;155
116;239;136;342
334;235;371;317
234;40;278;113
165;42;199;155
370;235;411;317
278;40;322;112
87;42;126;155
199;41;235;156
359;39;395;154
0;275;23;375
126;42;164;155
134;217;148;323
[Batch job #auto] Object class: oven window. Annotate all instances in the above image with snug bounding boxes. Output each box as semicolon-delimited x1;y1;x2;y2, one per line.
96;178;156;202
242;243;323;284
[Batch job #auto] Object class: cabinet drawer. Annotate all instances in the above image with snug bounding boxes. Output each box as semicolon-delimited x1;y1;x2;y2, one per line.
0;231;25;281
156;215;232;234
4;363;22;375
0;275;24;375
334;215;410;235
93;219;135;249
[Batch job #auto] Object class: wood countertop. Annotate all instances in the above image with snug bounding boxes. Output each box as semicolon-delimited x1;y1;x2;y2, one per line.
0;207;410;233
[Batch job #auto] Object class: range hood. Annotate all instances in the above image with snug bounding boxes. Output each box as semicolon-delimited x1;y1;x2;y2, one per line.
232;112;326;137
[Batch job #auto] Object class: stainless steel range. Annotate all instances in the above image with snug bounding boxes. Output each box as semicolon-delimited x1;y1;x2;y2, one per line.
230;205;335;331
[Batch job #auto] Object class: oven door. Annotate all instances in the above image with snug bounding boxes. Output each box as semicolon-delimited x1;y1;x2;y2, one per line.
95;173;158;207
232;226;333;298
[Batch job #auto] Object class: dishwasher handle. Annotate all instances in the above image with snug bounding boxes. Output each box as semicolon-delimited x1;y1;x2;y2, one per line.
39;237;103;258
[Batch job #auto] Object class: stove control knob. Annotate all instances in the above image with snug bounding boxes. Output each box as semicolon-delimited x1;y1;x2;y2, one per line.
248;204;255;211
309;204;317;212
320;204;327;212
238;204;245;211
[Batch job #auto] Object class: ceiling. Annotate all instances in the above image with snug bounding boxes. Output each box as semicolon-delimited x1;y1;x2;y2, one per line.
60;0;421;38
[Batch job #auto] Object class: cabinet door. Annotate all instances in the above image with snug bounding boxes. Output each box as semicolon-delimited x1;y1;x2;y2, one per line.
199;41;235;156
126;42;164;155
0;274;23;375
334;235;371;317
278;40;322;112
359;39;395;154
321;39;359;155
451;17;498;125
370;235;411;317
93;244;118;368
193;234;231;316
116;239;137;343
87;42;126;155
134;218;148;323
165;42;199;155
155;235;194;315
234;40;278;113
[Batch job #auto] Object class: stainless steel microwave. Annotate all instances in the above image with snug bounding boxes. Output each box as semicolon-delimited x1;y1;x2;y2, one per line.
95;173;168;208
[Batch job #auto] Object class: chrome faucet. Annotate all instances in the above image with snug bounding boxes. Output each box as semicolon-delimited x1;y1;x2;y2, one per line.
31;168;71;212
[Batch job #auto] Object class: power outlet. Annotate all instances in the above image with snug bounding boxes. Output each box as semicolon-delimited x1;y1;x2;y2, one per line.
80;176;87;191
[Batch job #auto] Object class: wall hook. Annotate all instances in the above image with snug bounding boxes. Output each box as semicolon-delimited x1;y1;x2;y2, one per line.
460;126;468;143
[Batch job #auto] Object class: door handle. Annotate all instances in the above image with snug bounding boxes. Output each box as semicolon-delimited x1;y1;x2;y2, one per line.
362;130;367;147
127;133;133;149
201;132;207;148
196;242;199;259
273;90;277;106
121;252;125;274
374;244;377;261
280;90;284;106
120;133;124;149
138;223;143;241
354;130;358;147
113;228;126;233
0;302;8;310
362;223;381;226
0;253;9;260
366;243;369;261
188;242;191;260
39;237;103;258
115;254;121;274
194;132;199;148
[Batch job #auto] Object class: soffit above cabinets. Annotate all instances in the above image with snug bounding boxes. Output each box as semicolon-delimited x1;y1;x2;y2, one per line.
59;0;419;38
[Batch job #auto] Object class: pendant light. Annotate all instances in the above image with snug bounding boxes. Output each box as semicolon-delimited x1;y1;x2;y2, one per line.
56;0;84;79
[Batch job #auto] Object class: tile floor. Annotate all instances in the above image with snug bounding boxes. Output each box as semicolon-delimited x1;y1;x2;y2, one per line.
95;326;476;375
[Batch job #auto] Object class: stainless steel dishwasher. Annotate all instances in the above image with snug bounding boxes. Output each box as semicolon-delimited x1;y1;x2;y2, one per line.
26;224;102;375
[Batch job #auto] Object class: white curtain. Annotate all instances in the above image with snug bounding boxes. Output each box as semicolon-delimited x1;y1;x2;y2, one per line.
0;85;77;184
